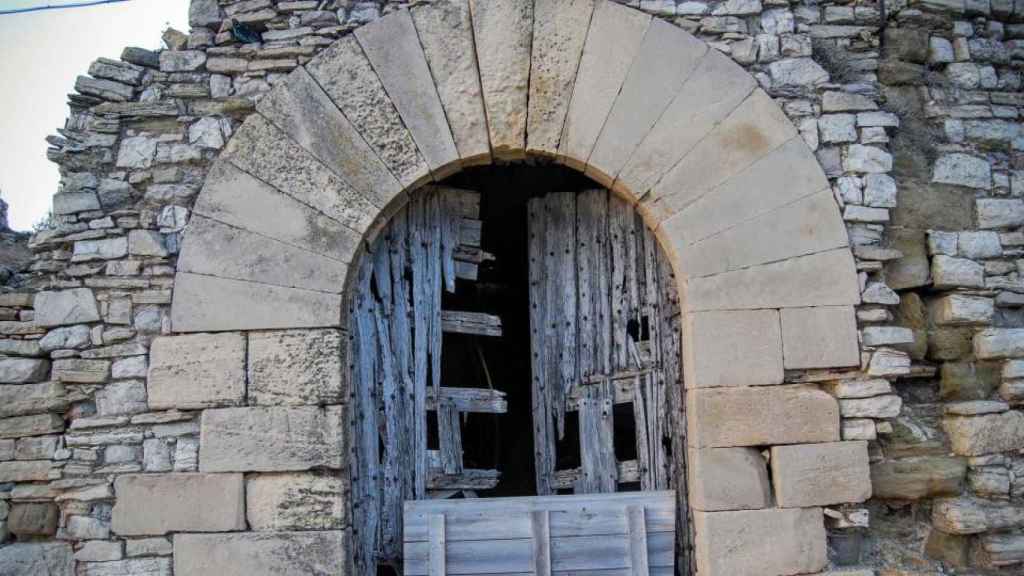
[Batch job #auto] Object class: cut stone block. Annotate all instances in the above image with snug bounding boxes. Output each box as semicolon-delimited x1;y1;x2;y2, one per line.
0;460;52;482
147;333;245;410
246;472;347;530
559;0;650;167
470;0;533;158
586;19;706;186
111;473;245;535
173;530;348;576
0;543;73;575
684;309;783;388
256;67;402;208
0;358;50;384
838;394;903;418
8;503;59;537
248;329;345;406
178;215;348;293
688;385;840;448
931;294;994;325
0;382;66;418
686;249;860;311
694;507;827;575
931;255;984;289
781;306;860;369
933;497;1024;535
34;288;100;327
306;36;430;188
52;358;109;383
870;456;967;500
411;0;490;164
74;540;123;562
194;161;361;262
171;272;343;332
200;406;344;472
823;379;892;399
0;414;65;439
943;411;1024;456
974;328;1024;359
688;447;771;511
678;190;847;279
356;10;458;175
771;441;871;507
526;0;594;157
79;558;171;576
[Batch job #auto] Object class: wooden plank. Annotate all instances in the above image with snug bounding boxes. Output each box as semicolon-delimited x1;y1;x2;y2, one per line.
609;195;630;371
454;261;478;281
353;253;381;575
388;209;417;504
428;191;443;397
404;489;674;517
551;460;640;491
527;196;555;496
460;218;482;247
577;382;617;493
576;191;599;380
428;469;501;491
429;514;446;576
427;387;508;413
632;374;652;491
532;511;552;576
438;400;464;475
441;191;459;293
441;310;503;337
627;506;649;576
410;194;430;500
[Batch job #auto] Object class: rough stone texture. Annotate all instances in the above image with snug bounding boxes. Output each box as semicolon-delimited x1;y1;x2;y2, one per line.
306;36;430;188
111;473;245;535
147;333;245;410
33;288;100;327
248;329;344;405
931;294;994;325
933;497;1024;535
559;0;650;167
410;0;490;164
688;385;840;448
79;558;171;575
0;543;74;575
974;328;1024;359
688;447;772;511
694;508;827;575
246;472;347;530
9;503;59;537
781;305;860;369
52;358;109;383
0;414;64;439
943;412;1024;456
684;309;783;388
770;441;871;507
355;10;458;174
199;406;344;472
470;0;533;159
0;460;52;482
0;358;50;384
173;530;348;576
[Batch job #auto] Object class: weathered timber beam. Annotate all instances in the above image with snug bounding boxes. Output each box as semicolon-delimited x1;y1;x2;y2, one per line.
426;387;508;413
550;460;639;491
441;310;502;337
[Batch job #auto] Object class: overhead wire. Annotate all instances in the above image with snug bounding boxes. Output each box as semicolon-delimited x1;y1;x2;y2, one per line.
0;0;132;16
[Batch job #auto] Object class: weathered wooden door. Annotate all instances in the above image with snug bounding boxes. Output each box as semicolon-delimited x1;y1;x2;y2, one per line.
527;191;682;496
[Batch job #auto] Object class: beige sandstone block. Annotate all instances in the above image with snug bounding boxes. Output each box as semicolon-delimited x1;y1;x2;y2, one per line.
174;531;348;576
617;49;755;197
771;441;871;508
256;67;401;208
686;248;861;311
147;333;245;410
246;472;347;530
111;473;245;535
525;0;594;157
170;273;342;332
870;456;967;500
411;0;490;164
222;115;377;238
559;0;650;168
194;162;361;262
586;19;706;186
470;0;533;158
248;329;345;406
356;10;459;175
644;89;798;224
688;447;772;511
660;137;829;246
679;191;847;279
178;215;348;293
694;507;827;575
942;411;1024;456
781;306;861;369
688;385;840;448
684;309;783;388
200;406;344;472
306;36;430;188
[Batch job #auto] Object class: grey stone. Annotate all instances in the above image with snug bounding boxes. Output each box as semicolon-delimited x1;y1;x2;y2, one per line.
189;0;222;27
8;504;59;537
933;497;1024;534
818;113;857;143
0;460;51;482
79;558;171;576
0;358;50;384
0;413;64;439
188;117;225;149
112;473;245;535
974;328;1024;359
53;192;100;215
173;531;348;576
159;50;206;72
246;472;347;530
0;339;43;357
932;255;984;288
52;358;110;383
839;394;903;417
200;406;344;472
96;380;147;417
64;515;110;540
870;456;967;500
75;75;134;101
125;537;172;557
143;438;172;472
116;136;157;169
977;198;1024;229
73;237;128;261
249;329;344;405
75;541;123;562
943;411;1024;456
0;543;73;575
40;325;91;351
862;326;915;346
934;153;992;189
147;333;245;410
864;174;897;207
0;382;67;418
768;57;829;92
844;144;893;173
34;288;100;327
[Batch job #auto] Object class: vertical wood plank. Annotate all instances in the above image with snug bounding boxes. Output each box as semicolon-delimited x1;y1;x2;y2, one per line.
632;374;652;491
544;192;577;437
429;514;446;576
411;194;430;499
577;383;616;493
353;252;381;574
627;505;650;576
609;196;629;371
438;400;464;475
440;190;459;294
528;197;555;495
389;209;417;501
427;190;443;396
532;510;552;576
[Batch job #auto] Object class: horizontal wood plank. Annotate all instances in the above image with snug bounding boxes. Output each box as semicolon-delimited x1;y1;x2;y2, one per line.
427;387;508;413
441;310;503;337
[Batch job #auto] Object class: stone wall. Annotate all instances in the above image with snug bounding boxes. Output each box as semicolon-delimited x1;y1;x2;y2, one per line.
0;0;1020;575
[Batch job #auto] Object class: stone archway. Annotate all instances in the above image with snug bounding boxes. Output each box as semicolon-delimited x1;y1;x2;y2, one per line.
169;1;863;574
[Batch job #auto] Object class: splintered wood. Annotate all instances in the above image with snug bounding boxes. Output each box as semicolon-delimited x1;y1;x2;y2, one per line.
349;187;505;575
527;191;682;496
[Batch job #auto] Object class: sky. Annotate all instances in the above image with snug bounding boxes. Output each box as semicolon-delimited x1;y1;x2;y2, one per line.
0;0;190;231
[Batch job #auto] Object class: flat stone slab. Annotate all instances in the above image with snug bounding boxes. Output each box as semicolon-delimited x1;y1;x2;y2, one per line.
200;406;344;472
0;460;52;482
943;411;1024;456
694;507;827;575
470;0;533;158
933;497;1024;535
79;558;171;576
147;333;245;410
0;382;67;418
0;543;74;576
688;385;840;448
0;413;65;439
411;0;490;165
0;358;50;384
688;447;772;511
684;309;783;388
771;441;871;508
780;306;860;369
34;288;100;327
52;358;110;383
111;473;245;535
870;456;967;500
248;329;345;405
174;530;348;576
247;472;347;530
